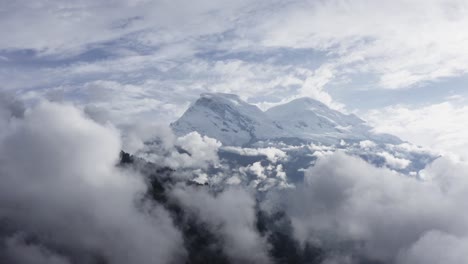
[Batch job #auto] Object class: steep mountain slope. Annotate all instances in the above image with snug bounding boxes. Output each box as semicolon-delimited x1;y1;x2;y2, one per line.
168;93;436;188
265;97;401;144
171;93;287;146
172;93;401;146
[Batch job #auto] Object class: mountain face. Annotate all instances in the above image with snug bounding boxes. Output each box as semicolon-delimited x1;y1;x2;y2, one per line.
171;93;401;146
171;93;288;146
170;93;435;180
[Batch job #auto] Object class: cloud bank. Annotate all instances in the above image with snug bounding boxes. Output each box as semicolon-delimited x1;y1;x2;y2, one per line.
1;98;468;264
366;101;468;159
279;151;468;263
0;99;184;263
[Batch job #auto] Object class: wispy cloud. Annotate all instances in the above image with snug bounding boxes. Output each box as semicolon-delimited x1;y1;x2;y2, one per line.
2;0;468;156
365;100;468;158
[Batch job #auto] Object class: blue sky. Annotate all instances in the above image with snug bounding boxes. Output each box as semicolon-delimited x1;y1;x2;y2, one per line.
1;0;468;156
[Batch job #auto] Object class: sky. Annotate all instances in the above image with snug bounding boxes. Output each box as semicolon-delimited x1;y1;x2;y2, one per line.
3;2;468;263
1;0;468;157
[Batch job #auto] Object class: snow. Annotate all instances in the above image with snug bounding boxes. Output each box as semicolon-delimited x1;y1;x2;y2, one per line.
171;93;402;146
171;93;287;146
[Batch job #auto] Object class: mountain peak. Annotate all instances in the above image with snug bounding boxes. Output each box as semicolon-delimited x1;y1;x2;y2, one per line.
267;97;365;124
172;93;401;146
200;93;242;104
195;92;253;110
286;97;327;107
171;93;286;146
200;92;241;100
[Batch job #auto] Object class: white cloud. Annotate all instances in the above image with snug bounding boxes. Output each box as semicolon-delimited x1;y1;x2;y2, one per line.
365;101;468;158
281;151;468;262
136;130;222;171
252;0;468;89
222;146;287;163
0;0;255;56
171;185;272;264
2;55;332;124
377;151;411;170
175;132;222;166
297;64;344;110
0;100;185;263
359;140;376;149
398;231;468;264
246;162;267;180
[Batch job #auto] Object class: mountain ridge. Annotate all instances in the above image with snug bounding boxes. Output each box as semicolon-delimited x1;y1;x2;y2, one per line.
171;93;401;146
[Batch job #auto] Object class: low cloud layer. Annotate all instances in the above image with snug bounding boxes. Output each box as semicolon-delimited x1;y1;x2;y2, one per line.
3;1;468;263
1;97;468;264
0;99;184;263
366;101;468;159
280;151;468;263
171;185;271;264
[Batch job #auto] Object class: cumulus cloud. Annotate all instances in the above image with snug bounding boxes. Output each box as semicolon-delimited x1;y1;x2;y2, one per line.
0;93;25;131
1;96;468;264
397;230;468;264
279;151;468;263
176;132;222;165
170;185;272;264
136;130;222;170
235;162;291;191
4;234;71;264
377;151;411;170
359;140;376;149
0;100;184;263
245;162;267;180
222;146;287;163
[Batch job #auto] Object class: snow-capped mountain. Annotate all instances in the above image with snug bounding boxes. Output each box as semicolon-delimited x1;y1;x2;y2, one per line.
171;93;288;146
170;93;436;180
265;97;402;145
171;93;401;146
